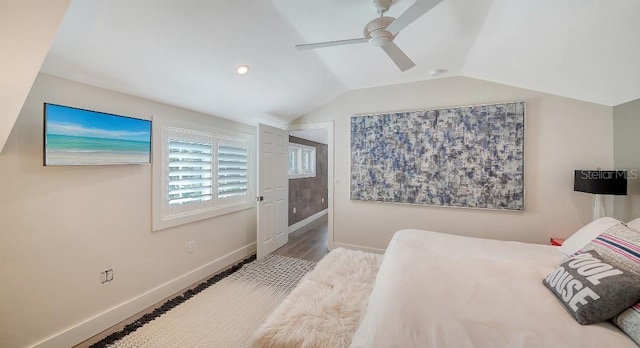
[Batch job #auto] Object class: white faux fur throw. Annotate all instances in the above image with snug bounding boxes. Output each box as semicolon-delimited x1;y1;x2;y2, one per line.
251;248;383;348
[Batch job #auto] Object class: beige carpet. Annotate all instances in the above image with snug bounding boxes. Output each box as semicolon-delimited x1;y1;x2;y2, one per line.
107;255;316;348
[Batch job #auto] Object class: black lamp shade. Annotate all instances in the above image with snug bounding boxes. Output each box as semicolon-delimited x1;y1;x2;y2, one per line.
574;170;627;195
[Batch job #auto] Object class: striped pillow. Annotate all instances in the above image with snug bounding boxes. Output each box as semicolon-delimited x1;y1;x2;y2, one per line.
580;224;640;274
614;304;640;345
579;224;640;342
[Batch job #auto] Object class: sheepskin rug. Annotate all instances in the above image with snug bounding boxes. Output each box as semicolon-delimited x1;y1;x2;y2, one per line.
251;247;383;348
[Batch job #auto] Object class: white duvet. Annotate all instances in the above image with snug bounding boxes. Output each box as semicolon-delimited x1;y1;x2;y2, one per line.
350;229;637;347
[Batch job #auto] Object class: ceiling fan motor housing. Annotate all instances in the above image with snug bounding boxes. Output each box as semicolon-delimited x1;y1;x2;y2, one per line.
364;16;395;47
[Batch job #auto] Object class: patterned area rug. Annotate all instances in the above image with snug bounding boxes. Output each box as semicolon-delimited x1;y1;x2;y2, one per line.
95;255;316;348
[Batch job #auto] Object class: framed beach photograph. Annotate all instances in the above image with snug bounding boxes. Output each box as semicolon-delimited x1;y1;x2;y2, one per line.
43;103;152;166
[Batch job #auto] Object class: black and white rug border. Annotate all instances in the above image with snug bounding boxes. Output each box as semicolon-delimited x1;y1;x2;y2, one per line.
90;254;257;348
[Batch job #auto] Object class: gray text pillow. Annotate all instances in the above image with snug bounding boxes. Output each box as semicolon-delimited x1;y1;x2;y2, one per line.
543;250;640;324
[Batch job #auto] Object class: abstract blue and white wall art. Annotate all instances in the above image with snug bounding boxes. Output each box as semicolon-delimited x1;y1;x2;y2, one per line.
350;102;525;210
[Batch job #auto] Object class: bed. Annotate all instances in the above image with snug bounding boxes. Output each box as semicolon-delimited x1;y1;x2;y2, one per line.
254;218;640;347
350;228;638;347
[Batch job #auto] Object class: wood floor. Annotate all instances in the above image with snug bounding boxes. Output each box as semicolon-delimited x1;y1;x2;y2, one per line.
273;216;328;262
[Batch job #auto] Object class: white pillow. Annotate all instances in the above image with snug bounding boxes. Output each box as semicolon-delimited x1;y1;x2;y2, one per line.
627;218;640;231
558;217;621;255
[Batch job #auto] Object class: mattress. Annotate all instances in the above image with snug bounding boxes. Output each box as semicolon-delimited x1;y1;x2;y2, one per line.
350;229;637;347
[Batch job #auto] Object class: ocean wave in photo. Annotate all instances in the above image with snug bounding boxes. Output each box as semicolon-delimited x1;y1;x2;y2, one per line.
45;134;151;165
46;134;150;152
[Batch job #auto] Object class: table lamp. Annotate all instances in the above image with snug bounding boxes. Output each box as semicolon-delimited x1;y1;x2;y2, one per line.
574;170;627;220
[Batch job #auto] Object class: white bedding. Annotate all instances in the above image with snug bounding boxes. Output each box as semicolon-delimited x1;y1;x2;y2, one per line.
350;229;637;347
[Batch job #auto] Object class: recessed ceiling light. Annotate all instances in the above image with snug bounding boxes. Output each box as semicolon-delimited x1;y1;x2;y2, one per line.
236;65;250;75
429;69;447;77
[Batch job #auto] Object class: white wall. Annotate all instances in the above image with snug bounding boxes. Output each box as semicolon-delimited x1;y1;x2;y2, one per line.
0;0;70;154
613;98;640;222
0;74;257;348
294;76;614;250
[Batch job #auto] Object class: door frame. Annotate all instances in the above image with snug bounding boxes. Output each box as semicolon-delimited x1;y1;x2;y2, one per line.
286;121;335;250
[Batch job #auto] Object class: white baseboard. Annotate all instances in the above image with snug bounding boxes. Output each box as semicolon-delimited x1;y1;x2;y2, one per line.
34;242;256;348
332;242;385;254
288;209;327;234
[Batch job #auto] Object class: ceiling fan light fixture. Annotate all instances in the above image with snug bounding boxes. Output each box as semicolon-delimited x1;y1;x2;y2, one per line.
368;30;393;47
236;65;250;75
364;16;395;47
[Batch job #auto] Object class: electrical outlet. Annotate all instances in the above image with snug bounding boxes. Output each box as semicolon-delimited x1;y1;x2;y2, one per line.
321;197;324;203
293;207;296;214
101;269;114;283
188;240;195;253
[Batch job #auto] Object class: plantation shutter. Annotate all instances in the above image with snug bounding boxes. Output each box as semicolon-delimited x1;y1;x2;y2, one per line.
218;144;248;199
168;139;213;206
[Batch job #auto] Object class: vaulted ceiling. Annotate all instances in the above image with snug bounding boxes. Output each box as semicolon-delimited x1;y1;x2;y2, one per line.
40;0;640;126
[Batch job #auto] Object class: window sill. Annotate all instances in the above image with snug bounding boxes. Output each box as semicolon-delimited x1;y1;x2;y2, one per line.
153;200;254;231
289;174;316;179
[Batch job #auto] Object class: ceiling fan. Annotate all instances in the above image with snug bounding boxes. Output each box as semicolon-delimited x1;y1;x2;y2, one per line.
295;0;444;72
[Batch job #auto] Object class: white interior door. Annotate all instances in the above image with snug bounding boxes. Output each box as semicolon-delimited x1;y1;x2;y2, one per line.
257;124;288;259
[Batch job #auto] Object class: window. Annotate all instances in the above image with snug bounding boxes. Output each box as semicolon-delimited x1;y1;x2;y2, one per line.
288;143;316;179
288;147;300;175
302;148;315;175
153;126;254;231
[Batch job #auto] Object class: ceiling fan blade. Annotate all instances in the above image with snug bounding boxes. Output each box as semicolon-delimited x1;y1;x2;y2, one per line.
381;42;416;72
295;38;369;51
386;0;444;36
